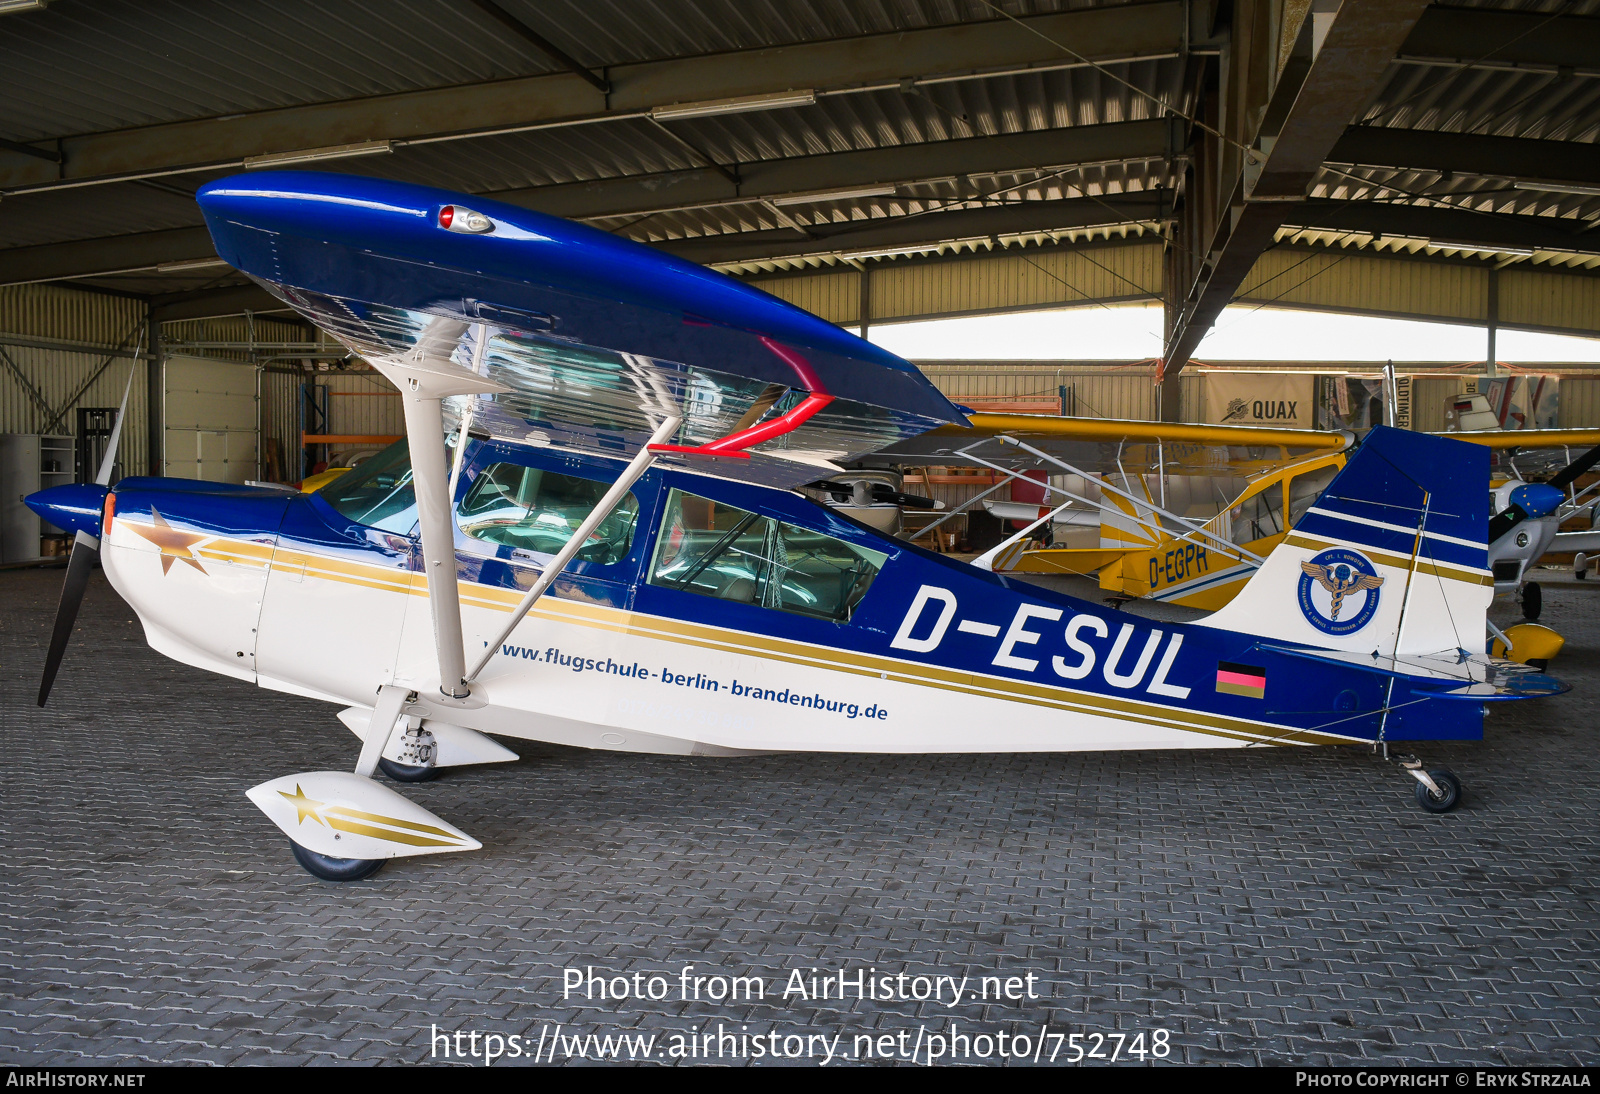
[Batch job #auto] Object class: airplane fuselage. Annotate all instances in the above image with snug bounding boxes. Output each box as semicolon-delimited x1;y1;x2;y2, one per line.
95;439;1481;756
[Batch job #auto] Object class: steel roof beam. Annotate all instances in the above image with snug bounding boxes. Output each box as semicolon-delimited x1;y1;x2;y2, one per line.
0;137;59;163
493;121;1169;220
654;195;1169;266
1284;201;1600;256
1161;0;1432;415
0;1;1196;194
1;226;216;285
1330;127;1600;188
149;285;292;323
465;0;610;95
0;122;1170;285
1400;6;1600;71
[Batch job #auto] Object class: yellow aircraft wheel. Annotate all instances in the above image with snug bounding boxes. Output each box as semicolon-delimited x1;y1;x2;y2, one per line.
1491;622;1565;671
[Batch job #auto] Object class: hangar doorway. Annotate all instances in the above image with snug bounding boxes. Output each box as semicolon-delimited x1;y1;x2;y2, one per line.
163;356;259;483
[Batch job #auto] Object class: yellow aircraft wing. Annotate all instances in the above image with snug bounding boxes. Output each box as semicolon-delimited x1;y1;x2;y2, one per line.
876;412;1351;475
1436;428;1600;480
1437;428;1600;450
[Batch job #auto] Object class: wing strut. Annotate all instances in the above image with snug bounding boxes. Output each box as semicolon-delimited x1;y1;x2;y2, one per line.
463;414;683;685
369;320;509;700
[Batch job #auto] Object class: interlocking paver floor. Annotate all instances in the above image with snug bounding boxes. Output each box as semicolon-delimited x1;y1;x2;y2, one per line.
1;566;1595;1066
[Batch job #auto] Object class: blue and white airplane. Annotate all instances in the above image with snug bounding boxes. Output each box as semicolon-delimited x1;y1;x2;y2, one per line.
28;173;1567;882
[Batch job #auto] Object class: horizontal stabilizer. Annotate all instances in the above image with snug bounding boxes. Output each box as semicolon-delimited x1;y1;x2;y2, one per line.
246;771;480;860
1253;642;1568;700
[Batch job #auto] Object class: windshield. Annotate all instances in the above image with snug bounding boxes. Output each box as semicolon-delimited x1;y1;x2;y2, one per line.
648;489;886;622
316;438;418;533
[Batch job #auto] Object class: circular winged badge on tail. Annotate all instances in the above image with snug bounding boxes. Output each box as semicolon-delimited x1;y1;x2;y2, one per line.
1297;548;1384;636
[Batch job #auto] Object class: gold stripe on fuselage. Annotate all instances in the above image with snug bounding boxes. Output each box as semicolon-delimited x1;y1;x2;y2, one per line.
222;537;1362;748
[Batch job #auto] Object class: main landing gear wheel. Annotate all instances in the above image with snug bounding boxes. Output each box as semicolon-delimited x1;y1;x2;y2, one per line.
1522;581;1542;621
290;840;384;882
378;756;440;783
378;724;439;783
1414;769;1463;814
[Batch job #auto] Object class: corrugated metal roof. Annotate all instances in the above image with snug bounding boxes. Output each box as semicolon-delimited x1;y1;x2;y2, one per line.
0;1;557;143
327;61;1187;196
0;0;1592;314
0;182;205;250
1309;163;1600;225
493;0;1133;68
1419;0;1600;17
1363;64;1600;143
0;0;1125;143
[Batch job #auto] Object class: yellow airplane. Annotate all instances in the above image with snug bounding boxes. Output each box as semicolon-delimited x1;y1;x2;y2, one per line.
878;415;1600;622
992;447;1347;610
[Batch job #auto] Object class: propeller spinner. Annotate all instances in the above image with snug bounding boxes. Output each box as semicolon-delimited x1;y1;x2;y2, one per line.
1487;442;1600;545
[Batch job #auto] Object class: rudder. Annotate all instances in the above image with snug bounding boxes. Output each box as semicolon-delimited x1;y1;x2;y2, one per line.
1197;426;1491;657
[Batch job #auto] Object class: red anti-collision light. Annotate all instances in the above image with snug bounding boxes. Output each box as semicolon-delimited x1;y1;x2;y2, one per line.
438;205;494;234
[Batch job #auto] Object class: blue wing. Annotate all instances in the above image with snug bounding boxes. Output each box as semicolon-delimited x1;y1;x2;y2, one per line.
197;172;967;486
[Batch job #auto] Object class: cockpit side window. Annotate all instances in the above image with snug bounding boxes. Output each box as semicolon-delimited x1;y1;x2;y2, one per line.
647;488;887;622
1288;464;1340;528
458;463;638;566
1229;480;1286;545
316;438;419;533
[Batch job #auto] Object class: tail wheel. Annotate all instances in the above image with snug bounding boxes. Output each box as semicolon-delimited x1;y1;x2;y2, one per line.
1414;769;1463;814
290;840;383;882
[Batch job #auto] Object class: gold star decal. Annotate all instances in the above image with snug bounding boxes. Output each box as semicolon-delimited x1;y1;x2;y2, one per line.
126;506;209;575
278;784;328;827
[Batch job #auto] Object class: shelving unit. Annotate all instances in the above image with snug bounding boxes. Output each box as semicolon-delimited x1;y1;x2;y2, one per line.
0;434;75;564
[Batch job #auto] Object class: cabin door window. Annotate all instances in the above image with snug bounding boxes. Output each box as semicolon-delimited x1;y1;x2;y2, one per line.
647;489;886;623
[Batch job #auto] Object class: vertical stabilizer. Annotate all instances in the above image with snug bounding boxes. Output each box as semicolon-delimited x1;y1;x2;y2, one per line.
1197;427;1490;656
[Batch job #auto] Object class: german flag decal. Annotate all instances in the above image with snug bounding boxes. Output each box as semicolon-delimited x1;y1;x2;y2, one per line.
1216;661;1266;699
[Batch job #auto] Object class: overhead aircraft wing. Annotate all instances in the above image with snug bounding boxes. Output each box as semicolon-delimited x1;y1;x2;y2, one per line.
197;172;966;489
1439;428;1600;481
872;412;1352;476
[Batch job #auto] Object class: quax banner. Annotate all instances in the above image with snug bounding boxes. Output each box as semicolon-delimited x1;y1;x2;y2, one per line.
1205;373;1315;428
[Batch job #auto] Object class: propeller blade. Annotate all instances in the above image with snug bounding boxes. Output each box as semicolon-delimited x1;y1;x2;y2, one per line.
1544;442;1600;493
38;532;100;706
95;361;137;486
1487;505;1529;546
39;348;139;706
